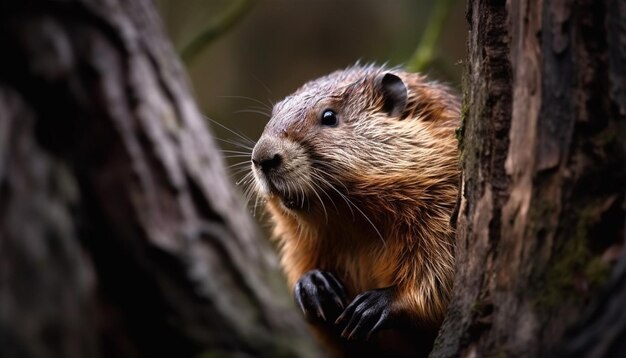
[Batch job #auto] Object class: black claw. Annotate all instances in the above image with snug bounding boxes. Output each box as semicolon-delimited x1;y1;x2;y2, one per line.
293;270;348;324
319;271;349;306
336;287;395;340
367;311;389;339
336;291;365;325
294;282;306;315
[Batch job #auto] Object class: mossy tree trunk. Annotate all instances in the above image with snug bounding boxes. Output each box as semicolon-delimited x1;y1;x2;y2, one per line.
0;0;317;357
432;0;626;357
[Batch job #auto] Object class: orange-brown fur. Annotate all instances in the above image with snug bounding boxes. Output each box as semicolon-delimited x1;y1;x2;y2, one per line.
253;64;459;356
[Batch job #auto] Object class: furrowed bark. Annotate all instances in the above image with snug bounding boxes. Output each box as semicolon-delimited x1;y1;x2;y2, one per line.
432;0;626;357
0;0;317;357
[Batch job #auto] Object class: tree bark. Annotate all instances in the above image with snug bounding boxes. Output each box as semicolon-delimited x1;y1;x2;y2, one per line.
0;0;317;357
432;0;626;357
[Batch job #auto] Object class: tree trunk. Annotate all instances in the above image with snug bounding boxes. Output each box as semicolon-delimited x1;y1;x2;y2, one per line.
432;0;626;357
0;0;317;357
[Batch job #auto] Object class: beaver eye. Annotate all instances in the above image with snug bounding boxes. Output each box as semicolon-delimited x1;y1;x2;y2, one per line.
321;109;338;126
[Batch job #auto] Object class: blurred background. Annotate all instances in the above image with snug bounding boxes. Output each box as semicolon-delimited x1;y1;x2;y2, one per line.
156;0;465;184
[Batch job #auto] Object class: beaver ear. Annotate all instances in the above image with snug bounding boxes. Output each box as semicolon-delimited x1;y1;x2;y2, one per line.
377;73;407;118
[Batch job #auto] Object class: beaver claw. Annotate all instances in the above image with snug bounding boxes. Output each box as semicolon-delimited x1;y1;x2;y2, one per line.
294;270;348;323
335;287;394;340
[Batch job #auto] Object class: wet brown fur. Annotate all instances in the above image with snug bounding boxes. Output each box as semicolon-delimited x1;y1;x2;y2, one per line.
253;64;460;356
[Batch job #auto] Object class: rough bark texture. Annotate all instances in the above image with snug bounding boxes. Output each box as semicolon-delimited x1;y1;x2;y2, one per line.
432;0;626;357
0;0;317;357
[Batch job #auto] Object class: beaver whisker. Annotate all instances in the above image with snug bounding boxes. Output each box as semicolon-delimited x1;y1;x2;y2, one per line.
304;176;329;223
308;171;339;210
233;108;272;117
310;158;344;174
214;137;255;151
227;160;252;170
230;167;254;177
310;169;353;218
237;171;257;210
202;114;255;145
310;160;350;193
244;180;258;210
298;182;305;209
219;149;252;155
329;181;385;247
226;164;251;177
235;171;253;186
222;154;253;159
286;179;300;210
253;193;260;218
308;175;338;214
310;169;385;246
217;95;273;112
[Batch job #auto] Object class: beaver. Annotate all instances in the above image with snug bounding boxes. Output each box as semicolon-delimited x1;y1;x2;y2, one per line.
250;64;459;356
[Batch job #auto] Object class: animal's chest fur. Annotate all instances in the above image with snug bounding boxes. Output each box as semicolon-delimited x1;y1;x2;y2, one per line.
314;229;397;297
271;202;400;294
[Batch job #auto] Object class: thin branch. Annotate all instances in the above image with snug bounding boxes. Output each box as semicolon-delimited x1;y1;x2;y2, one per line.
180;0;255;64
406;0;457;73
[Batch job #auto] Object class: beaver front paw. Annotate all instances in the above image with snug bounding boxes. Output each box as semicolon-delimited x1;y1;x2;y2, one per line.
294;270;348;324
335;287;395;340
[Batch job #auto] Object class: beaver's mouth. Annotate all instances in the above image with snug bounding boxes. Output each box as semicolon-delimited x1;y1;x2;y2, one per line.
252;159;310;211
261;176;308;210
280;196;303;210
271;186;307;210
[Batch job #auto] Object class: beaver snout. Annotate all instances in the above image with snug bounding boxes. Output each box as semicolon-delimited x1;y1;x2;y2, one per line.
253;153;282;173
252;137;283;173
251;133;312;210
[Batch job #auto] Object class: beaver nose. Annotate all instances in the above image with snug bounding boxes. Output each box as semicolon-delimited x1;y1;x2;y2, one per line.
253;153;282;173
252;138;283;173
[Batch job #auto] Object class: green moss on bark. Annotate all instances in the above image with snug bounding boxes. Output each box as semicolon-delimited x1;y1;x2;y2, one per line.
533;202;613;310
